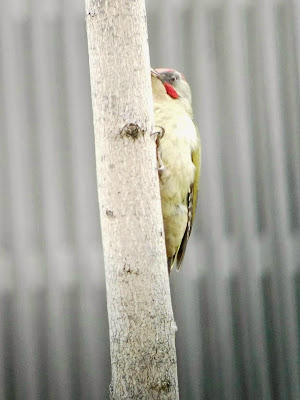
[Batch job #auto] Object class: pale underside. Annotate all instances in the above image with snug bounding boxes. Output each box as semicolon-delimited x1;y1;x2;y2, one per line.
152;76;199;270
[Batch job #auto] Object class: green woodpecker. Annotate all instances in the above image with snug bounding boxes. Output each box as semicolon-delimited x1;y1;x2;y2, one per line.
151;68;201;273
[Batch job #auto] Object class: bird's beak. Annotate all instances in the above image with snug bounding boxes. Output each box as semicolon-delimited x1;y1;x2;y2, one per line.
151;68;163;81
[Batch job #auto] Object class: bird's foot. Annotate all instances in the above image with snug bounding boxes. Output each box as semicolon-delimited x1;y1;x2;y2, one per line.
151;126;165;175
151;126;165;143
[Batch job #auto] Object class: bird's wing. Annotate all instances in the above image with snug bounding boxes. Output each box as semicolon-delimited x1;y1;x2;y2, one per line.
174;129;201;270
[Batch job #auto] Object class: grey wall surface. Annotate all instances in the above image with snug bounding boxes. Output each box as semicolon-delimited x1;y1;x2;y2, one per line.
1;0;300;399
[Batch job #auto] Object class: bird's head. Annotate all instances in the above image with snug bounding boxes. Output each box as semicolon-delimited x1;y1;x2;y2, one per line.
151;68;193;117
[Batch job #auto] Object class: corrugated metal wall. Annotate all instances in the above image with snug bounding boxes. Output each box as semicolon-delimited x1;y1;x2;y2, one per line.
0;0;299;399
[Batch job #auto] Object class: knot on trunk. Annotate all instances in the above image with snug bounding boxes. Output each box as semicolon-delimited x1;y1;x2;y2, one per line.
120;123;144;140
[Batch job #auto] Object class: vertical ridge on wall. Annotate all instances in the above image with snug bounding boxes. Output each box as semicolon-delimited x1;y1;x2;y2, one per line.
257;3;300;398
222;5;271;399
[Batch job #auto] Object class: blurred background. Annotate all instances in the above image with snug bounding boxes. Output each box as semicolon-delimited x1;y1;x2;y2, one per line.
1;0;300;399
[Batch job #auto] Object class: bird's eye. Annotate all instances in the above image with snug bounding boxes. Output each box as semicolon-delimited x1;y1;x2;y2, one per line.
170;75;178;83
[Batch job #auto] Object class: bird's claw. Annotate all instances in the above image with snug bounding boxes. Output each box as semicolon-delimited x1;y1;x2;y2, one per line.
151;126;165;144
151;127;165;175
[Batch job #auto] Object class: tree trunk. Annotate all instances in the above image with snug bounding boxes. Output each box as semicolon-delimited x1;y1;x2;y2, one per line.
85;1;179;398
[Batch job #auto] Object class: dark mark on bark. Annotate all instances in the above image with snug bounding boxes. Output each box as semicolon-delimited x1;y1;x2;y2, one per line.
161;380;171;391
109;383;114;398
120;123;144;140
86;11;95;18
123;263;139;275
106;209;115;218
151;377;172;394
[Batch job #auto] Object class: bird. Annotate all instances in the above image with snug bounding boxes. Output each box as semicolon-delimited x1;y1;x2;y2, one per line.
151;68;201;273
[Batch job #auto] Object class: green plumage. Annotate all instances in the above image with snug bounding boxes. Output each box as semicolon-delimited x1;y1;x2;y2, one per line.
151;69;201;273
174;137;201;270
